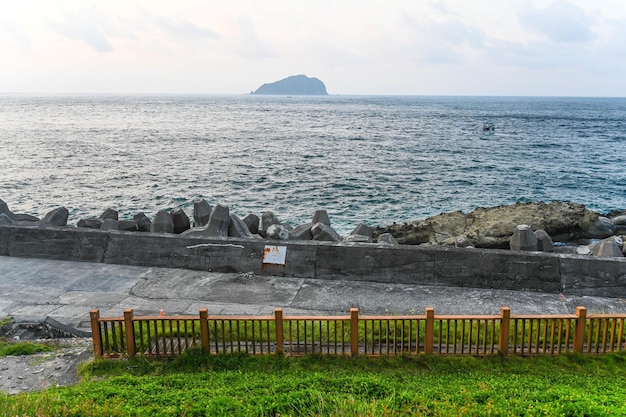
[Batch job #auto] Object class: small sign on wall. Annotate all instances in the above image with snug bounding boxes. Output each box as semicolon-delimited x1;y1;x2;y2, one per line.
263;245;287;265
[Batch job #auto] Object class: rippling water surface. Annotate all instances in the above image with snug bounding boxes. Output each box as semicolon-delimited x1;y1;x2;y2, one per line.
1;95;625;234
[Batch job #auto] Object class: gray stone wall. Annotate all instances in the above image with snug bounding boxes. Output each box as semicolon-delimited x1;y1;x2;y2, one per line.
1;224;625;297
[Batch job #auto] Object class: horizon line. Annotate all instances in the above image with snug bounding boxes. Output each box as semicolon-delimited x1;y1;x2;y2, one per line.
1;92;625;99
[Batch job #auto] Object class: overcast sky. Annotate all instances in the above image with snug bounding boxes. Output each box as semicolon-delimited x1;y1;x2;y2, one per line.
1;0;625;96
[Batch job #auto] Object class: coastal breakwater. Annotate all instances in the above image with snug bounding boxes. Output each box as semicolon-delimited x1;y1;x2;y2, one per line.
1;223;626;298
2;198;626;297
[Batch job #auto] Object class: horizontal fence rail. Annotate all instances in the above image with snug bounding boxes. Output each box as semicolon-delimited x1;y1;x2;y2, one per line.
89;307;626;359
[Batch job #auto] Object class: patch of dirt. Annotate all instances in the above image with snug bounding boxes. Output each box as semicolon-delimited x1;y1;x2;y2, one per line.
1;320;94;395
0;338;93;395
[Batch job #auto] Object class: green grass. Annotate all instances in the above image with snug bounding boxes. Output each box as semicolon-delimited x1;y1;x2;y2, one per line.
2;350;626;416
0;340;52;357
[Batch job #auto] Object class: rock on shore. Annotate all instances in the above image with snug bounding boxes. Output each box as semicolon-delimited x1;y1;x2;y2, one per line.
3;197;626;256
372;201;610;249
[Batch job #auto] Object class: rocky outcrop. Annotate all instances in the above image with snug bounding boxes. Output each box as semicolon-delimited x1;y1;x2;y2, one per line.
251;75;328;95
373;202;604;249
4;198;626;261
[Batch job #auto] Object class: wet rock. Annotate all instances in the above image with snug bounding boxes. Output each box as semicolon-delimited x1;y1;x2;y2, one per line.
534;229;554;252
266;224;291;240
99;208;118;221
171;209;191;234
378;233;399;245
0;213;13;225
151;210;174;234
193;199;212;227
38;207;69;227
134;213;152;232
591;237;624;258
311;222;341;242
228;214;253;238
312;209;331;226
243;214;260;235
510;225;538;251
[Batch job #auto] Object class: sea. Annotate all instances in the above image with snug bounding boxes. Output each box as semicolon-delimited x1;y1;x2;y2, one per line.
1;94;625;235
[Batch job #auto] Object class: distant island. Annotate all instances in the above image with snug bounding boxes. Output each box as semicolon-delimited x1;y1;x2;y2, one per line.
251;75;328;95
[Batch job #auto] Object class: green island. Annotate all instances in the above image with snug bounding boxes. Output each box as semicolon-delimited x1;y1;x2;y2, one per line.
2;349;625;416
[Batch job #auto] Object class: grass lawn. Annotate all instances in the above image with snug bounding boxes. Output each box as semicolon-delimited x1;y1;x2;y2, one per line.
2;349;626;416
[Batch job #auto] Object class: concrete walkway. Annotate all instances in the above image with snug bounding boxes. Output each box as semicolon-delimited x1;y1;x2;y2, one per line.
2;255;626;334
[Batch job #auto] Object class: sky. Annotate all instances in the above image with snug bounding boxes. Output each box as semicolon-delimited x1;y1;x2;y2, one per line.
1;0;625;96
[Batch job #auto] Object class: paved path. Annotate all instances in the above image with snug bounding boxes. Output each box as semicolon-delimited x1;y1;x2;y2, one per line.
2;255;626;333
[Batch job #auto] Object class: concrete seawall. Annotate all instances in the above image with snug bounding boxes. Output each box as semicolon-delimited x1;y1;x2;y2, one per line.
2;225;626;297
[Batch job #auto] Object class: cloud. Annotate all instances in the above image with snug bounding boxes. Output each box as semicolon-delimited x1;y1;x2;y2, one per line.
0;20;31;53
48;9;114;52
395;15;488;66
519;0;595;43
152;16;220;40
232;15;276;60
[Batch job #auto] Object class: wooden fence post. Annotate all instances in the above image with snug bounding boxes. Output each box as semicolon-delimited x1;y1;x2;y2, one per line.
574;306;587;353
90;309;103;359
199;308;210;353
498;307;511;355
350;308;359;356
124;309;136;358
275;308;284;355
425;308;435;353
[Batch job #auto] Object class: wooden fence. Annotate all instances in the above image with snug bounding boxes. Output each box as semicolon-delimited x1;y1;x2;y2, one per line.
89;307;626;359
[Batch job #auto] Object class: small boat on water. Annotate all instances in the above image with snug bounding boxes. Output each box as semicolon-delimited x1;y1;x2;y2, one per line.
482;123;495;132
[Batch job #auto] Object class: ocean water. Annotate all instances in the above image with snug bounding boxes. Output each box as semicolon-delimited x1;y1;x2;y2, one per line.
1;94;625;235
